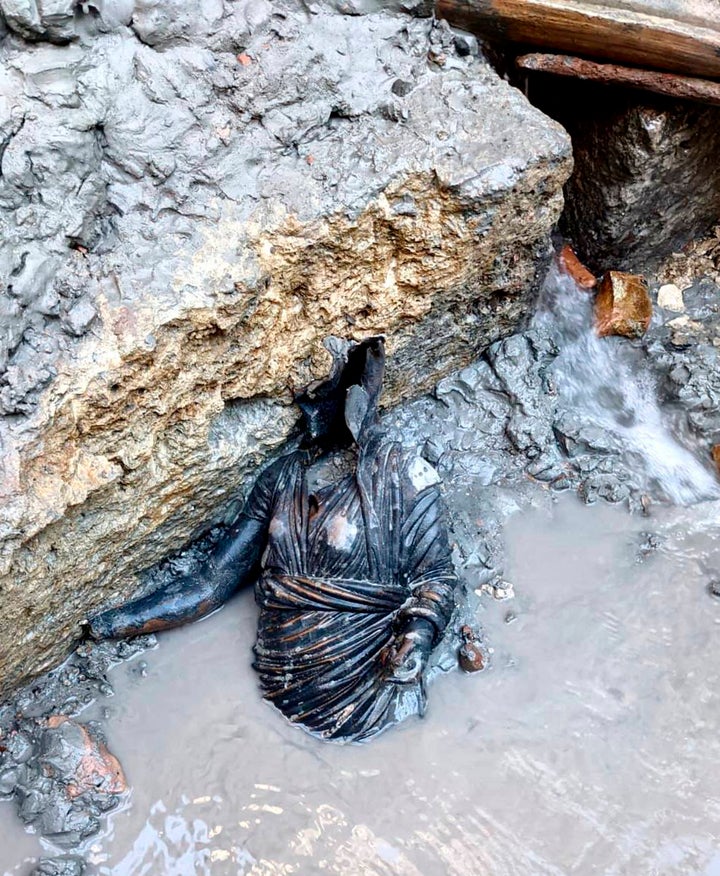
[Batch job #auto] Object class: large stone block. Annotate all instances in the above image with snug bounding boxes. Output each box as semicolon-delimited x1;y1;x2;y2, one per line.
0;4;571;696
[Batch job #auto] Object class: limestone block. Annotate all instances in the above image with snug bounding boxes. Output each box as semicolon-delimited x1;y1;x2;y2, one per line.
0;7;571;696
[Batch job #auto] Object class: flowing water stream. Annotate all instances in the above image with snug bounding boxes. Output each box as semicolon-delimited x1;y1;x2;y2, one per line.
2;268;720;875
535;269;720;506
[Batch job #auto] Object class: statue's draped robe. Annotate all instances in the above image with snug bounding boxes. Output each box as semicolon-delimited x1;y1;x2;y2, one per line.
248;432;457;741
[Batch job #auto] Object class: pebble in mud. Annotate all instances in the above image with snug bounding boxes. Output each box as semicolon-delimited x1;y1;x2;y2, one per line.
657;283;685;313
476;581;515;600
636;532;662;562
458;626;486;673
32;856;85;876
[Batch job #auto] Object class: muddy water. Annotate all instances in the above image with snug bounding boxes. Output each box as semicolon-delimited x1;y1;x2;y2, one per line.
0;807;40;874
4;494;720;875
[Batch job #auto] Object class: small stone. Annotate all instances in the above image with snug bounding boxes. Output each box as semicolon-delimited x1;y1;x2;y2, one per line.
504;611;517;624
32;856;85;876
453;31;479;57
558;244;597;289
391;78;414;97
636;532;661;563
550;474;572;492
595;271;652;339
657;283;685;312
42;717;127;799
61;299;97;337
492;581;514;600
667;314;704;347
0;766;19;795
708;580;720;599
6;730;33;763
458;626;485;673
459;643;484;673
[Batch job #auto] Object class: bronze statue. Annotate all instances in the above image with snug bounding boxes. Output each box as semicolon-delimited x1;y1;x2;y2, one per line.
89;338;458;742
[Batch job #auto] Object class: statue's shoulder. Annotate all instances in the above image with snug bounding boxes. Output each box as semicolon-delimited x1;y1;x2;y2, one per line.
261;449;306;480
248;450;306;514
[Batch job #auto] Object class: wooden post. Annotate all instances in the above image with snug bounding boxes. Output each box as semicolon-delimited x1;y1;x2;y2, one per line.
435;1;720;79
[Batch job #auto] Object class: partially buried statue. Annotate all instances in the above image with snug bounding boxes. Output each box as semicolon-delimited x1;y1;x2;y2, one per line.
89;338;460;742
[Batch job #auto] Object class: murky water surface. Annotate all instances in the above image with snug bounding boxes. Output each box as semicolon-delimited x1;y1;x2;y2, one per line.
3;494;720;875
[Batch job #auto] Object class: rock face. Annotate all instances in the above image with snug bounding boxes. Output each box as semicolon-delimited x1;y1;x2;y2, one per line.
0;2;571;696
559;95;720;272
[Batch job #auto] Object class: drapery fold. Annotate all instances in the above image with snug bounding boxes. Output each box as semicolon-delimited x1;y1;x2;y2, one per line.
252;441;456;742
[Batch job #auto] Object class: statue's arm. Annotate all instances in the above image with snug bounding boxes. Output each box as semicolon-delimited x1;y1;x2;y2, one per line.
87;459;284;640
399;467;457;635
385;465;458;684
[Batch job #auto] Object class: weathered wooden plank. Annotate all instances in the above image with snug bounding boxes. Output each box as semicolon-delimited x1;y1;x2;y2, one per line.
436;1;720;79
517;52;720;106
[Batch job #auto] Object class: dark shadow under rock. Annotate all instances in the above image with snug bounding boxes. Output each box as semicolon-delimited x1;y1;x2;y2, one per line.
526;78;720;273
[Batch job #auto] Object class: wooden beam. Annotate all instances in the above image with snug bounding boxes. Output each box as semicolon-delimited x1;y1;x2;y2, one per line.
436;1;720;79
517;53;720;106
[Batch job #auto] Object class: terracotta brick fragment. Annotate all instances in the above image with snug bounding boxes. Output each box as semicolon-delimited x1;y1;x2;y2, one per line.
595;271;652;338
558;243;597;289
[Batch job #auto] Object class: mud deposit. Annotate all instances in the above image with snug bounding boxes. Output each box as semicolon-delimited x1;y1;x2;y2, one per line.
3;494;720;875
